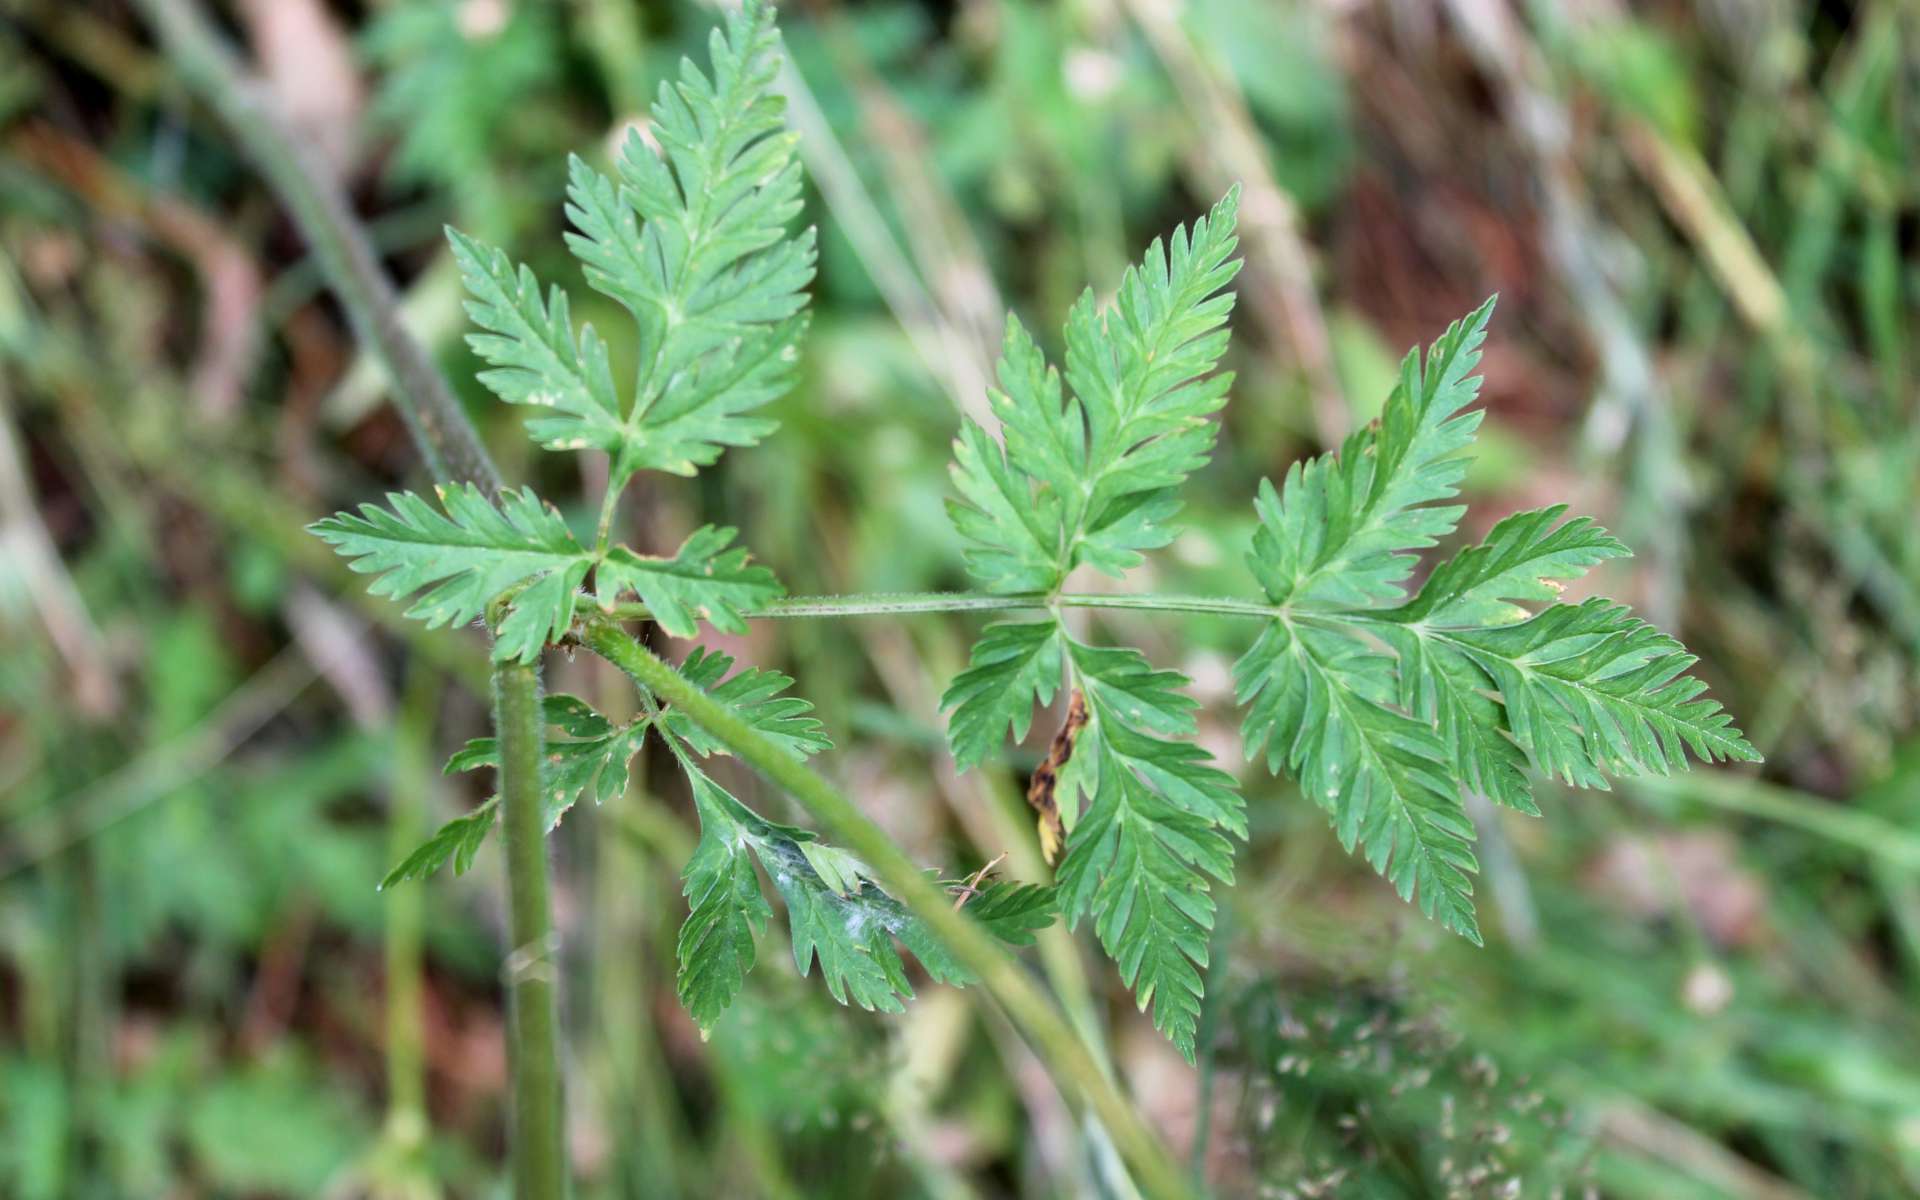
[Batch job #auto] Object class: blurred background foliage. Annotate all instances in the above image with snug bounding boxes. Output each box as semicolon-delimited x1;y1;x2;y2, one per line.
1;0;1917;1196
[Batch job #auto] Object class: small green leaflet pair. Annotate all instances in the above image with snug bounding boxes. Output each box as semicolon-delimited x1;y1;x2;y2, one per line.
376;647;1050;1028
314;3;1055;1036
941;221;1758;1057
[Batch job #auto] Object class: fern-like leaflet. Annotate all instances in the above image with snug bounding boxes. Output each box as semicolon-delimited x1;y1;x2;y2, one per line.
320;0;1757;1060
940;245;1755;1056
322;1;1055;1040
319;1;813;670
1232;303;1757;944
943;192;1249;1057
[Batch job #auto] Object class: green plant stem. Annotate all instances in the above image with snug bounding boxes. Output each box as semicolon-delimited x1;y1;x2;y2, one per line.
592;482;623;559
132;9;576;1195
495;661;567;1199
602;590;1280;622
132;0;500;495
578;615;1193;1200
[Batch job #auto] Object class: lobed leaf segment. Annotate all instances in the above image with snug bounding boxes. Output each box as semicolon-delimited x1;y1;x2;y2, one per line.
944;285;1756;1057
319;0;1754;1057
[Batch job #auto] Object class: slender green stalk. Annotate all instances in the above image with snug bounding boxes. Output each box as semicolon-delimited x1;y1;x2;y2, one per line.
578;615;1193;1200
591;482;623;560
495;662;567;1199
602;590;1280;622
131;10;574;1197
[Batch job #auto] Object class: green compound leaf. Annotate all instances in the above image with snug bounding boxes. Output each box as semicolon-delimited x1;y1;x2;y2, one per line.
1064;186;1242;577
661;645;832;761
596;525;783;638
1392;504;1630;628
940;619;1064;770
942;191;1245;1059
1236;619;1481;943
946;417;1065;594
677;766;772;1036
960;881;1059;947
1238;300;1757;949
1369;505;1631;817
1449;597;1761;781
987;315;1083;512
1056;743;1232;1061
1377;625;1540;816
378;799;498;890
561;0;813;487
309;484;590;664
448;228;624;456
1246;298;1492;612
1067;640;1204;740
443;693;647;829
666;750;1054;1031
947;191;1242;594
1055;643;1243;1061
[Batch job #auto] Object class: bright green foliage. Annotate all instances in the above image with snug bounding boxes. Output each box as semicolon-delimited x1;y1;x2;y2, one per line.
942;199;1249;1059
947;417;1065;593
390;650;825;885
944;274;1753;1053
310;484;590;664
1373;505;1629;816
1237;617;1482;936
1444;598;1760;783
1237;299;1758;945
947;189;1242;593
961;881;1060;946
677;765;773;1034
1389;504;1629;628
1244;304;1489;609
317;0;807;664
661;646;832;760
312;486;784;656
325;0;1758;1069
1054;640;1243;1058
378;799;497;890
942;620;1064;769
668;748;1057;1031
376;639;1044;1032
596;527;782;638
449;228;623;455
562;0;813;486
444;693;649;828
1062;189;1243;577
765;834;961;1012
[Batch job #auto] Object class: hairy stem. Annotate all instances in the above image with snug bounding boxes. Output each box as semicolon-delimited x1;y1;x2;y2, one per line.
578;615;1193;1200
495;661;567;1199
133;0;500;495
601;590;1280;622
